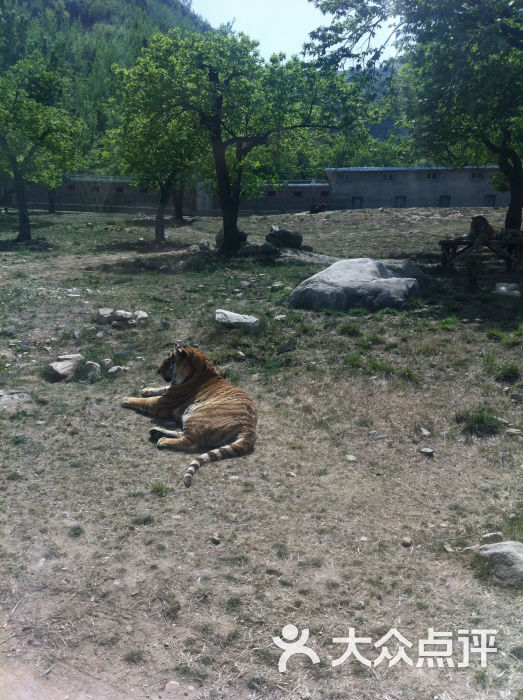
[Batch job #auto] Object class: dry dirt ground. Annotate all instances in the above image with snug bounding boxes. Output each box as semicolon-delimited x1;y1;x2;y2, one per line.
0;207;522;699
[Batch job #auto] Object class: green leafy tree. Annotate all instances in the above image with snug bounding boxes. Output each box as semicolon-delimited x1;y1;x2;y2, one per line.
142;29;365;252
307;0;523;230
0;1;85;241
109;54;207;244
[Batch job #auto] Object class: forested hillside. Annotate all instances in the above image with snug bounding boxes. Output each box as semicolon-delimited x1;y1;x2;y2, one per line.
14;0;209;138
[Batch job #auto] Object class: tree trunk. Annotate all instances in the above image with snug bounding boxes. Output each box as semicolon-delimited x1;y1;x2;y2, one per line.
154;182;172;245
12;165;31;242
484;131;522;233
47;188;57;214
211;139;241;252
173;184;185;225
504;171;523;232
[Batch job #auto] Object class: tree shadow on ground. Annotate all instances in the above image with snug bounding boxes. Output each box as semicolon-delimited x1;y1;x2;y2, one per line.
93;239;189;254
0;236;54;252
127;216;196;228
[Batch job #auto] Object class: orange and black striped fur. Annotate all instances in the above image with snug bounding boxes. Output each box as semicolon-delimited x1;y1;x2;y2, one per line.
121;345;257;487
467;215;500;248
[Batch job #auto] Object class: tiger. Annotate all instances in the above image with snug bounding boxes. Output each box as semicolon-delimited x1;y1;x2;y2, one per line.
121;344;257;487
467;215;501;248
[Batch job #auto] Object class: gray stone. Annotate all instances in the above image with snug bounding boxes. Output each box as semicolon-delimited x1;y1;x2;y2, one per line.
493;282;521;298
95;308;114;325
107;365;130;376
113;310;133;323
477;541;523;585
57;353;84;362
101;358;114;368
48;354;85;380
133;310;149;325
213;309;261;333
420;448;434;457
481;532;504;545
0;390;32;412
85;361;101;381
287;258;420;312
266;225;303;249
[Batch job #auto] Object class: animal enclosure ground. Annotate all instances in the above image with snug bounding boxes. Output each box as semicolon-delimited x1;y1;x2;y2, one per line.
0;207;522;699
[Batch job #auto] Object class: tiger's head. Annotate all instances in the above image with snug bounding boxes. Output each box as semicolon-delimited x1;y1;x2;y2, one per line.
156;344;217;385
470;215;490;234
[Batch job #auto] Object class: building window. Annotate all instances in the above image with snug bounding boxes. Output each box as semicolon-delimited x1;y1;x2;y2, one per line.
116;186;124;193
338;173;351;181
394;195;407;208
352;196;363;209
484;194;496;206
139;187;149;194
439;195;451;207
91;186;100;192
383;173;396;181
320;190;330;198
67;184;75;191
427;172;439;180
266;190;276;197
470;171;484;180
293;190;303;197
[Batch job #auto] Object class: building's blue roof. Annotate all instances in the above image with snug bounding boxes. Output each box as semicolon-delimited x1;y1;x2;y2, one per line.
325;166;498;172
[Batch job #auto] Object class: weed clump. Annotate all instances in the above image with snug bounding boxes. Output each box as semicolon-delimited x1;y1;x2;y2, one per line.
455;407;502;437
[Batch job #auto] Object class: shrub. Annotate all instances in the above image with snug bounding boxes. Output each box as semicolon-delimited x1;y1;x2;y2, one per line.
455;407;502;437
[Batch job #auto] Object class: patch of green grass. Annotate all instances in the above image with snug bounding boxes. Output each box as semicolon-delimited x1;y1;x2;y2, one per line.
397;367;420;383
124;649;143;664
226;596;242;611
336;320;361;337
68;525;84;538
438;315;459;331
502;503;523;540
344;352;363;369
6;471;24;481
163;599;181;619
375;307;400;318
455;407;502;437
273;542;288;559
150;482;170;497
495;363;520;383
485;328;505;342
367;357;395;376
132;515;154;526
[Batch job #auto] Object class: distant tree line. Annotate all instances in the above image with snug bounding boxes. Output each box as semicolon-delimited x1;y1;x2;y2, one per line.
0;0;521;246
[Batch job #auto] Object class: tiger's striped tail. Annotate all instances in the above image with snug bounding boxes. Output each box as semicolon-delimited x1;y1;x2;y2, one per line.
183;431;256;487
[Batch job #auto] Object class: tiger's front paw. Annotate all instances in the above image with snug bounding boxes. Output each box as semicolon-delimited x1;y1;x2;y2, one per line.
157;437;169;450
141;387;156;397
121;397;132;408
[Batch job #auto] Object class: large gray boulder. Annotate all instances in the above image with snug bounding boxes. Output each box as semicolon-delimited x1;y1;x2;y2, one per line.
287;258;421;312
477;541;523;585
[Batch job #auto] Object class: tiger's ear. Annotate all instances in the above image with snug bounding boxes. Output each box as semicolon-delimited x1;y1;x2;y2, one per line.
176;347;187;358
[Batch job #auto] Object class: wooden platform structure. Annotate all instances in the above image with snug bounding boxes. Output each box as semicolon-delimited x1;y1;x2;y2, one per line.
439;236;521;271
